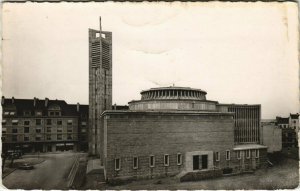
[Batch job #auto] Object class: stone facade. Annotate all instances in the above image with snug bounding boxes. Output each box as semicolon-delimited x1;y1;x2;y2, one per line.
1;97;88;153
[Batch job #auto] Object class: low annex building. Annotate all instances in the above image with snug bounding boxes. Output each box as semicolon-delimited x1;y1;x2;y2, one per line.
99;87;267;182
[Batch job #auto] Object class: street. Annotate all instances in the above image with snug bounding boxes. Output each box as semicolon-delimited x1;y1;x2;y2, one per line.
2;152;79;190
103;158;299;190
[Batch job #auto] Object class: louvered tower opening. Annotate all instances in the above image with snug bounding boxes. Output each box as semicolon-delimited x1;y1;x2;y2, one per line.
91;41;101;68
102;41;110;70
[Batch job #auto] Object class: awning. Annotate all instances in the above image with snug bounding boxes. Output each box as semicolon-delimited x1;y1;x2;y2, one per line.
233;144;268;151
81;122;87;125
67;120;73;123
56;143;64;146
81;129;86;132
2;128;7;131
23;145;29;148
36;134;42;137
12;119;19;123
2;120;6;123
66;143;74;146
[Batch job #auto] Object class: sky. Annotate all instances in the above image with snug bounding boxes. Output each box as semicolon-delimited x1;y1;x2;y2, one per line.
2;2;299;119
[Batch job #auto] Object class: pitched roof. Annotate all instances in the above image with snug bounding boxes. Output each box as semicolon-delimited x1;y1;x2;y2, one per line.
290;113;299;119
2;97;88;116
276;117;289;124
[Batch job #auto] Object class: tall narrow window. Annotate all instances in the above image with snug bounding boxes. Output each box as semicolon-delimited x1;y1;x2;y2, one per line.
226;150;231;161
215;152;220;161
133;157;138;169
255;150;259;158
115;158;121;171
46;119;52;125
177;153;182;165
24;127;29;133
246;150;251;159
36;119;42;125
24;121;30;126
237;151;241;160
149;155;155;167
164;154;169;166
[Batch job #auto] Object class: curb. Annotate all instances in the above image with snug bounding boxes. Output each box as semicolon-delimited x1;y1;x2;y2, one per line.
67;156;80;188
2;168;17;179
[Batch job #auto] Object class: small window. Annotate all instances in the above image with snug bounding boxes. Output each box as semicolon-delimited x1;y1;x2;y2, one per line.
12;135;17;141
133;157;138;169
2;128;7;134
24;127;29;133
177;153;182;165
67;120;73;125
149;155;155;167
67;128;73;133
47;127;51;133
67;134;72;140
36;129;42;133
57;134;62;140
255;150;259;158
36;119;42;125
24;120;30;126
164;154;169;166
237;151;241;160
57;128;62;133
2;120;7;125
226;150;231;161
115;158;121;171
12;129;18;133
47;135;51;140
46;119;52;125
24;136;29;141
57;120;62;125
35;111;42;116
49;111;55;116
246;150;251;159
12;120;18;125
55;111;60;116
36;137;41;141
215;152;220;161
23;111;31;116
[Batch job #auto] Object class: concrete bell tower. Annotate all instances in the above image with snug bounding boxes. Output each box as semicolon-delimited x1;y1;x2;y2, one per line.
88;17;112;156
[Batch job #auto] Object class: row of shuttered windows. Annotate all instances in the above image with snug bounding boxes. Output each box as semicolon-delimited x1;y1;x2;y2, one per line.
114;154;183;171
115;150;260;171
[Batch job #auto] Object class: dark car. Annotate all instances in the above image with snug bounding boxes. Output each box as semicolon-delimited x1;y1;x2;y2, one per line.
18;163;34;170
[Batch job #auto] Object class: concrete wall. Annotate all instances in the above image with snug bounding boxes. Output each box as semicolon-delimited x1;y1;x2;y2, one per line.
102;112;235;181
261;125;282;153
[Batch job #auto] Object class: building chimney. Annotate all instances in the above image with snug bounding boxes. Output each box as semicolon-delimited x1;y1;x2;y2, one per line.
12;97;15;104
77;103;80;112
1;96;4;105
33;97;37;107
45;98;49;107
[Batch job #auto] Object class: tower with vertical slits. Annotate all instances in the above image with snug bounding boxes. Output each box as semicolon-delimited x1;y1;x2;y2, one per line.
88;18;112;156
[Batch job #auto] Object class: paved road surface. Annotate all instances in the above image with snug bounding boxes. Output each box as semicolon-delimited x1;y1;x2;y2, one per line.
2;152;79;190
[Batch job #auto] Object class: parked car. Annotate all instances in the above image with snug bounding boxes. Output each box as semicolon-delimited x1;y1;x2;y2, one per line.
6;150;23;159
18;163;34;170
